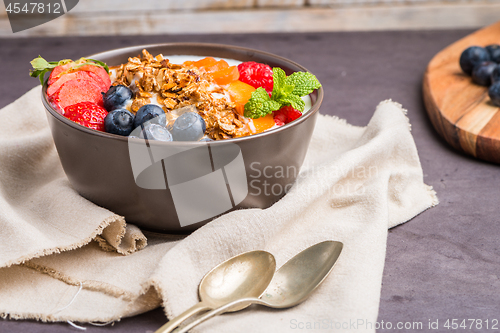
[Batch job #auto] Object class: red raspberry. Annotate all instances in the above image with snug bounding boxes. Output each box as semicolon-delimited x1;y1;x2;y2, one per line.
237;61;273;93
273;105;302;126
64;102;108;132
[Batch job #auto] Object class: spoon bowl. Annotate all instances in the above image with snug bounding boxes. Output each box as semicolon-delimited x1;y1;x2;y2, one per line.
259;240;343;308
155;250;276;333
199;251;277;310
175;241;343;333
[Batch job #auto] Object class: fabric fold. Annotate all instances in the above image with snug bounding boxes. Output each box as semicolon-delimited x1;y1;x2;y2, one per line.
0;88;143;269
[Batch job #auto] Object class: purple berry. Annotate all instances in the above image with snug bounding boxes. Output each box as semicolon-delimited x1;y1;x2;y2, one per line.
472;61;497;86
104;108;135;136
460;46;490;75
489;81;500;107
134;104;166;128
102;85;133;111
491;65;500;85
485;44;500;63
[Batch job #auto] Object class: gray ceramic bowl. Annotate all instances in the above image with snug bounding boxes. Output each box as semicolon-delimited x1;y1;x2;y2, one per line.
42;43;323;233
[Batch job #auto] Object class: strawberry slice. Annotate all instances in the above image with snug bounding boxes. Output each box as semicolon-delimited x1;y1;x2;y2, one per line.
48;63;111;88
48;63;72;85
63;102;108;131
49;78;105;112
76;64;111;88
273;105;302;126
47;70;108;96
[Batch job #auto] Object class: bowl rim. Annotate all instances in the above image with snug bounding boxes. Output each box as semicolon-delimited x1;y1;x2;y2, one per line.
42;42;324;145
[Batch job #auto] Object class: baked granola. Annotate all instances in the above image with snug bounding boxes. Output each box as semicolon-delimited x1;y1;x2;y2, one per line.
110;49;251;140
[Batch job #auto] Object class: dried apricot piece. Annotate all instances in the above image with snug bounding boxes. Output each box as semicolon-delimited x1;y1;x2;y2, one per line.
252;113;275;133
205;59;229;73
211;66;239;85
227;80;255;115
192;57;218;68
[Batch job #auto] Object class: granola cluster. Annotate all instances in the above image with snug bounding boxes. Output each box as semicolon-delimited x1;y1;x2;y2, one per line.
111;49;250;140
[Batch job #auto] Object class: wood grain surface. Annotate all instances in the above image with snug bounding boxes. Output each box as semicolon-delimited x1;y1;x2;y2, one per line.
423;21;500;164
2;2;500;37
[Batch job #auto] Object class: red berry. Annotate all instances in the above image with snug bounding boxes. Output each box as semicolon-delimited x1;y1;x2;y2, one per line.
237;61;273;93
49;78;105;112
273;105;302;125
47;70;108;96
48;63;111;89
64;102;108;131
48;63;72;85
77;64;111;89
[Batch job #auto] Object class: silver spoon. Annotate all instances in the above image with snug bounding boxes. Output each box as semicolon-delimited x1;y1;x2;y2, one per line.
155;250;276;333
175;240;343;333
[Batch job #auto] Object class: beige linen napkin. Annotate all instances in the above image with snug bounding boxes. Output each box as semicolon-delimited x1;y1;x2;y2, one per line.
0;86;437;332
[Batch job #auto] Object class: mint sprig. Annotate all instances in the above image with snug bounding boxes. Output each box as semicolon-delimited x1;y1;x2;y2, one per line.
244;67;321;119
29;56;109;85
244;87;281;118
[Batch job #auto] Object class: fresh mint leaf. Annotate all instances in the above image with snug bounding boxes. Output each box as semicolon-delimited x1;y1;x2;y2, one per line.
244;87;281;118
277;94;305;112
261;100;281;115
249;87;270;103
285;71;321;97
271;67;287;99
281;82;295;96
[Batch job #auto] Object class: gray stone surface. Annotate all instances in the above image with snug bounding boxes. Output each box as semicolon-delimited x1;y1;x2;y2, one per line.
1;30;499;332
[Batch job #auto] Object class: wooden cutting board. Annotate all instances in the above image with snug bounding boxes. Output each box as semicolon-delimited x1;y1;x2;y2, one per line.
423;21;500;164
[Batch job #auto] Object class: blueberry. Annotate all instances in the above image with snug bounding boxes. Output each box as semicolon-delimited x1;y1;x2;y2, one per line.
491;65;500;85
170;112;206;141
133;104;166;129
104;109;135;136
472;61;497;86
102;85;133;111
485;44;500;63
489;81;500;107
459;46;490;75
139;123;173;142
165;105;197;131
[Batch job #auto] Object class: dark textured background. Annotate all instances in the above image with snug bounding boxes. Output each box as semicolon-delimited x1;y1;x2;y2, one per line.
1;30;499;333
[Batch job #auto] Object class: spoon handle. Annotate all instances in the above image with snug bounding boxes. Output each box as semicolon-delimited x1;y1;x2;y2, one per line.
155;302;211;333
174;297;262;333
